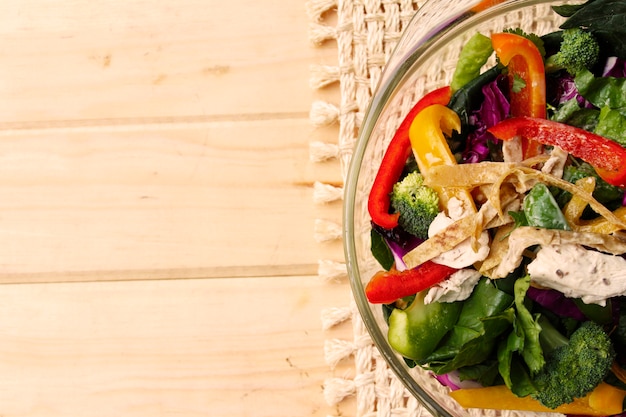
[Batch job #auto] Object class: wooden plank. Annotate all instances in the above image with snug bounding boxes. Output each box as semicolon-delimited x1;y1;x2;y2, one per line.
0;275;355;417
0;118;343;282
0;0;338;123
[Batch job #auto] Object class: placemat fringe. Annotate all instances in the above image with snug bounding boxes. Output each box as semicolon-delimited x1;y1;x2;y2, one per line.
324;376;356;405
324;338;355;369
313;181;343;204
321;306;352;330
318;259;348;282
310;100;340;127
309;22;338;45
309;2;573;416
309;1;425;416
314;218;342;242
309;140;339;162
306;0;338;22
310;64;341;89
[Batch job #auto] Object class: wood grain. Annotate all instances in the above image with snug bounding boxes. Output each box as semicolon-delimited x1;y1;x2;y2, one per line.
0;119;341;282
0;276;354;417
0;1;353;416
0;0;337;123
0;0;342;282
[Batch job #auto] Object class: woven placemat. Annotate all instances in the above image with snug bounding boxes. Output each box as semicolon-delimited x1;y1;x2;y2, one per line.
307;1;431;416
307;1;575;416
306;2;583;417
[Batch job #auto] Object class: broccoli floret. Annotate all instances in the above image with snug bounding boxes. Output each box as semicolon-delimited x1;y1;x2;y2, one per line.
548;28;600;75
390;172;439;239
531;318;616;409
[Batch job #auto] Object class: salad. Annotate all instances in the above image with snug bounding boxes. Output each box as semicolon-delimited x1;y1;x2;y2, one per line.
365;0;626;416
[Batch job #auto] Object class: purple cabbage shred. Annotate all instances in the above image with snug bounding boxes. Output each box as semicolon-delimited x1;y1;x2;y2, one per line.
526;286;587;321
553;74;587;107
602;56;626;78
385;237;421;271
432;370;482;391
462;76;510;163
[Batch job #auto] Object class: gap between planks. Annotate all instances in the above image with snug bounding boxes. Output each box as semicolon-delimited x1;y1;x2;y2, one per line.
0;263;321;285
0;112;311;134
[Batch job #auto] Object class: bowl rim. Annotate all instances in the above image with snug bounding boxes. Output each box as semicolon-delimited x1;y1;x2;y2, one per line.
342;0;566;415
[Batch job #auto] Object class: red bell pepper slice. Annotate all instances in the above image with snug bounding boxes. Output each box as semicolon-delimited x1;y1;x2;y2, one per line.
365;260;458;304
491;32;546;157
488;116;626;187
367;86;452;230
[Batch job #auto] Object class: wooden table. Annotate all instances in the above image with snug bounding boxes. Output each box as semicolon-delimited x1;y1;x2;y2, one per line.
0;1;354;415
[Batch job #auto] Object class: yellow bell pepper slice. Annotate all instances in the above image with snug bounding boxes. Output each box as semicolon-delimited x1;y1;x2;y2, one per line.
563;176;596;226
408;104;475;212
588;382;626;415
449;382;626;416
577;206;626;234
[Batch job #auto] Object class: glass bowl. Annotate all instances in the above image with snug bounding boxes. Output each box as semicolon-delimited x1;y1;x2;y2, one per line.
343;0;578;416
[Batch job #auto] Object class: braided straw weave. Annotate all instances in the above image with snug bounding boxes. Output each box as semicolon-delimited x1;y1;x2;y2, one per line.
308;1;567;416
309;2;437;415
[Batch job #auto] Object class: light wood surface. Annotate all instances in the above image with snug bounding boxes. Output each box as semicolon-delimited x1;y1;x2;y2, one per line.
0;1;353;415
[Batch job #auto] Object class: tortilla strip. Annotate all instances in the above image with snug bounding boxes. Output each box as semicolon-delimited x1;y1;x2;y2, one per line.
562;176;626;234
402;200;506;270
483;183;521;228
491;166;626;231
478;187;523;277
424;162;519;189
523;154;552;168
425;163;626;231
402;182;522;270
410;161;626;272
492;226;626;278
577;207;626;234
479;223;514;277
423;159;550;190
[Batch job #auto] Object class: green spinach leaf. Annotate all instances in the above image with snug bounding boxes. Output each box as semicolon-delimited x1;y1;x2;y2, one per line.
594;106;626;146
513;276;544;374
424;278;515;374
576;69;626;115
550;97;581;123
563;108;599;132
552;1;588;18
370;228;394;271
508;211;528;229
497;276;543;397
457;360;502;387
